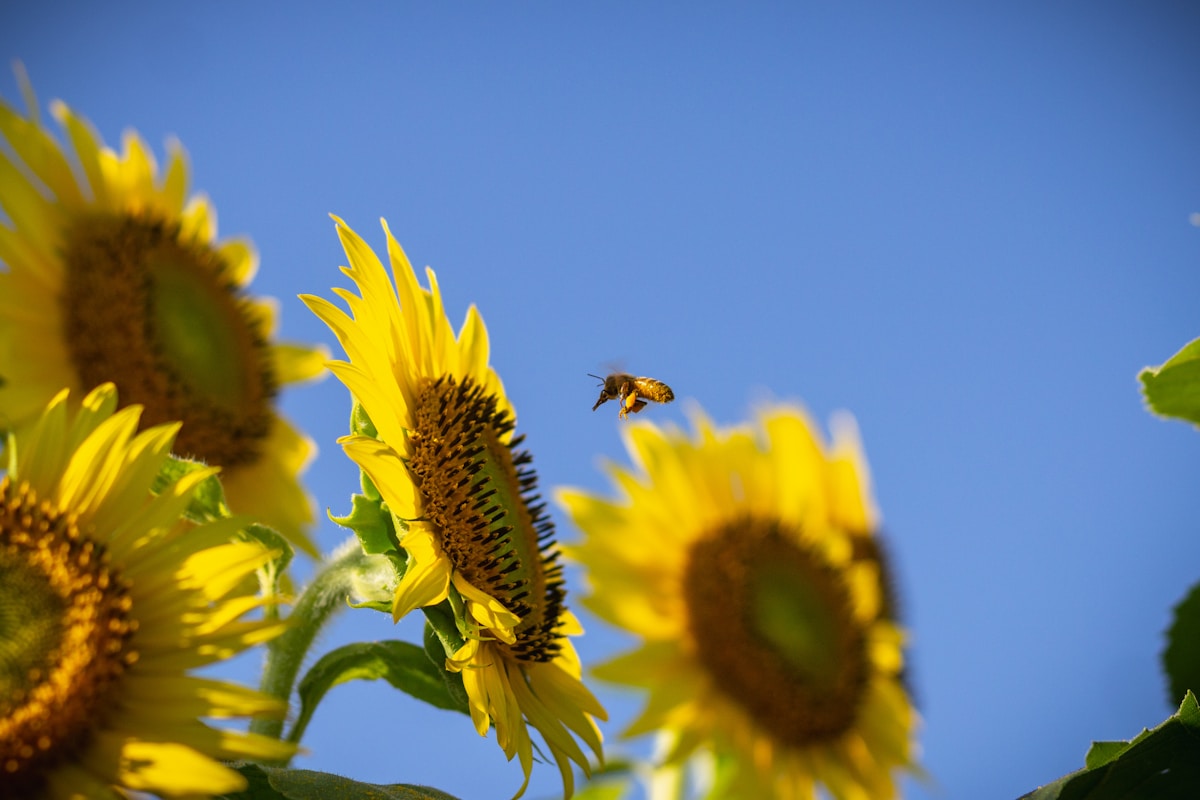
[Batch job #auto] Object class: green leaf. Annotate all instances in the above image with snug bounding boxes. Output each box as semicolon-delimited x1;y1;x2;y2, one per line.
1083;740;1128;769
153;455;231;522
1164;581;1200;706
220;763;461;799
1139;337;1200;426
1019;691;1200;800
289;640;468;745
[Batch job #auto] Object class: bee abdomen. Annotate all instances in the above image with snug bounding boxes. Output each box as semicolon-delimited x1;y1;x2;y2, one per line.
636;379;674;404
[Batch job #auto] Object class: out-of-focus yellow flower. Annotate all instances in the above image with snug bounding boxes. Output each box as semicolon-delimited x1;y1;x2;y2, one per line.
0;383;294;798
559;407;919;800
0;72;325;556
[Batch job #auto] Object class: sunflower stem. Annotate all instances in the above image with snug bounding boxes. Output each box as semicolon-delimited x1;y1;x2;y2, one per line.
250;539;368;751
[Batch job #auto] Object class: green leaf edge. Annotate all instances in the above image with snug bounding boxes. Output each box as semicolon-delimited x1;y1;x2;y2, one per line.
220;762;463;800
1019;691;1200;800
1138;336;1200;426
1163;580;1200;707
288;640;469;746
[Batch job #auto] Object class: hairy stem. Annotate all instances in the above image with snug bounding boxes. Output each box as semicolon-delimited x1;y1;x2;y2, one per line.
250;539;368;754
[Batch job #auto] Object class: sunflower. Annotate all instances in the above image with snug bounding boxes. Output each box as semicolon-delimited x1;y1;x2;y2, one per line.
0;382;295;798
0;72;325;556
302;217;604;797
558;408;919;800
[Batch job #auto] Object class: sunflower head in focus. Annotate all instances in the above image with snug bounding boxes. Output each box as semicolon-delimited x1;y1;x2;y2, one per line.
0;382;294;798
558;407;919;800
302;217;605;798
0;69;326;556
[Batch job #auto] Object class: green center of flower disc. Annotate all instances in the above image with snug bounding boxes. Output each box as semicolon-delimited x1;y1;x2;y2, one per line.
683;516;867;746
408;375;566;661
0;479;136;791
62;212;275;467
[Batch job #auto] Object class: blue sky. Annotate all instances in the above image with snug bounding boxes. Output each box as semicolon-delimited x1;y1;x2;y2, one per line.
4;3;1200;798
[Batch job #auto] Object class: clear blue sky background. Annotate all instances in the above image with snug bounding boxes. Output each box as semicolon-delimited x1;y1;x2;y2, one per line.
4;4;1200;799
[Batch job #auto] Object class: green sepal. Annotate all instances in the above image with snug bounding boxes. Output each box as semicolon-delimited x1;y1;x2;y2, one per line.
1018;691;1200;799
346;597;395;614
350;399;379;439
360;465;382;503
153;454;230;522
218;763;461;800
1139;337;1200;426
422;599;467;660
288;640;469;746
422;622;470;714
330;492;400;555
1164;581;1200;706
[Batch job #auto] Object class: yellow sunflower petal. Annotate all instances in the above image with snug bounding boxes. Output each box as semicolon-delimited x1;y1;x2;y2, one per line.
391;526;453;621
160;138;188;215
0;151;59;243
452;573;521;641
0;101;83;204
118;130;156;210
273;341;332;384
218;237;258;286
340;434;420;520
49;99;107;205
457;304;490;379
827;411;878;533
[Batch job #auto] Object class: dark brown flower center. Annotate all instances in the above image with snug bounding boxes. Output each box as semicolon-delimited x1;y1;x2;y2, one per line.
61;212;275;467
683;515;868;747
0;478;136;793
407;374;566;662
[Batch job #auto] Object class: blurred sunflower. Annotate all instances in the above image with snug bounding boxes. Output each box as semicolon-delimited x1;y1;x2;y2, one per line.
302;217;604;797
558;408;919;800
0;71;325;556
0;383;294;798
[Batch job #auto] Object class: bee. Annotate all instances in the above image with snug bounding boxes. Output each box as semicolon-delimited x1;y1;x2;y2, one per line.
589;372;675;419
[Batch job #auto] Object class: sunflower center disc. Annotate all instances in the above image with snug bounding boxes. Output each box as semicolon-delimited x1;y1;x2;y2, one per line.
683;516;868;746
0;479;136;790
61;212;275;466
407;375;566;661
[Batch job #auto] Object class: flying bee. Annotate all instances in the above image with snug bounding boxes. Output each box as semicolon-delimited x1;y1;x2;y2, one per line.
589;372;675;419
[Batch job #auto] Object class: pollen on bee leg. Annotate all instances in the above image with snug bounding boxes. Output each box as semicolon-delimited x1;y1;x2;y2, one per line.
620;394;647;419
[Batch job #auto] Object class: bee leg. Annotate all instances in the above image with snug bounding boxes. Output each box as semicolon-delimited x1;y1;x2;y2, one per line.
619;391;643;419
